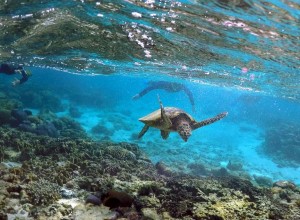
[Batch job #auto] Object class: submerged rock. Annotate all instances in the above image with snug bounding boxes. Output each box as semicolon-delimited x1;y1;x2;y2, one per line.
60;187;76;199
72;204;118;220
102;190;133;209
188;162;208;176
254;175;273;187
86;194;101;205
226;160;243;171
69;107;82;118
141;208;161;220
0;162;22;169
0;109;11;125
11;109;32;123
7;209;29;220
211;167;229;177
155;161;174;177
35;122;59;137
18;120;36;133
273;180;296;190
91;122;114;136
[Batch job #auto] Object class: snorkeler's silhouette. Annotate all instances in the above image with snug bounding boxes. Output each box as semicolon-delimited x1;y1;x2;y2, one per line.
0;63;32;86
133;81;195;111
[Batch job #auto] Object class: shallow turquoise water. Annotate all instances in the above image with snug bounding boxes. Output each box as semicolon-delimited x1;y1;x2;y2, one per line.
0;0;300;184
1;66;299;184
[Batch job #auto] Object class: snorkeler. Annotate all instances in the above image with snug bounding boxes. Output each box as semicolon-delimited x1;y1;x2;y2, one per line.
132;81;195;111
0;63;32;86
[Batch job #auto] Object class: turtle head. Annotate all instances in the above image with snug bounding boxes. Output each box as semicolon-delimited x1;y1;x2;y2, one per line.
177;121;191;142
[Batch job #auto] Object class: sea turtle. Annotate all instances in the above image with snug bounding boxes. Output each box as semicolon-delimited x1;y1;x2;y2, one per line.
138;97;228;142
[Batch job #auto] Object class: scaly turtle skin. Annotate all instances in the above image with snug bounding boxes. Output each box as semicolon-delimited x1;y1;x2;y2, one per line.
138;97;228;142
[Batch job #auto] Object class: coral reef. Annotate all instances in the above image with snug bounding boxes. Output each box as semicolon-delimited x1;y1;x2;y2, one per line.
188;162;208;176
263;122;300;167
21;115;86;139
91;122;114;137
0;98;22;112
52;116;87;139
0;109;11;125
26;179;61;205
0;126;299;219
0;89;86;140
11;109;32;123
69;107;82;118
20;90;64;113
254;175;273;187
35;121;60;137
0;98;23;126
226;160;243;171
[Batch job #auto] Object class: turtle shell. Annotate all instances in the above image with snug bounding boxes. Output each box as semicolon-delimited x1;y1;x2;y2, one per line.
139;107;195;131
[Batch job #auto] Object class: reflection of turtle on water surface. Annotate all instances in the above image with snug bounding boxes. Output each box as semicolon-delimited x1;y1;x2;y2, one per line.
138;97;228;142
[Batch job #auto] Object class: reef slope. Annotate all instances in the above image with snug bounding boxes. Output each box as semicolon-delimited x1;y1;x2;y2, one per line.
0;127;300;219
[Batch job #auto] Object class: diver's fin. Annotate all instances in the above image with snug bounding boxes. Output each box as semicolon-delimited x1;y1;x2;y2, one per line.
192;112;228;130
160;130;170;140
138;125;149;139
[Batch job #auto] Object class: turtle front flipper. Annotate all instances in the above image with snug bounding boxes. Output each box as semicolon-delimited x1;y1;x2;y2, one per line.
158;95;172;128
138;125;150;139
160;130;170;140
192;112;228;130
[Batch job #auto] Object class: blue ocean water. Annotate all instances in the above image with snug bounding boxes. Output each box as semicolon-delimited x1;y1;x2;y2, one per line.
0;0;300;185
2;66;299;185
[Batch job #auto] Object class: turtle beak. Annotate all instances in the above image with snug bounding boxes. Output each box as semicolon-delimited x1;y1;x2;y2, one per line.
182;133;190;142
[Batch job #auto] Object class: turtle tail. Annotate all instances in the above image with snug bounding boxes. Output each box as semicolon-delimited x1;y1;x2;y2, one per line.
192;112;228;130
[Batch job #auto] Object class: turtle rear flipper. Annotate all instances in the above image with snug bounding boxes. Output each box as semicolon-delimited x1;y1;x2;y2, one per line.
192;112;228;130
158;95;172;128
138;125;150;139
160;130;170;139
